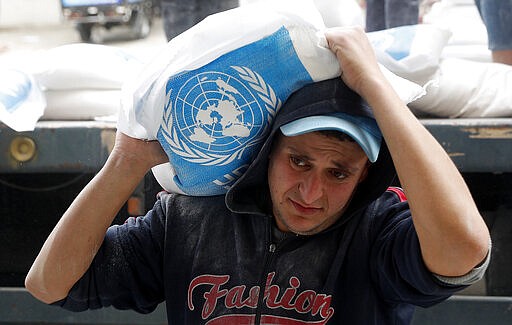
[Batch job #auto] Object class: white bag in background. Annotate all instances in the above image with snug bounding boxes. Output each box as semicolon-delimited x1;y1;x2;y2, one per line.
42;89;121;120
20;43;142;121
423;0;491;62
441;44;493;63
120;0;425;196
32;43;144;91
0;69;46;131
367;24;452;83
409;58;512;118
311;0;364;28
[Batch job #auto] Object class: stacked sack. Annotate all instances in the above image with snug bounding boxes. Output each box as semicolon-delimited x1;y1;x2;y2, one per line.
416;0;512;118
368;15;512;118
120;0;426;196
33;43;144;120
423;0;490;62
0;68;45;132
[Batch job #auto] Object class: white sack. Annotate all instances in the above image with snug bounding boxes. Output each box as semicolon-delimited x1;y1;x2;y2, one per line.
0;69;46;131
33;43;144;91
441;44;492;63
423;0;492;62
409;58;512;118
43;89;120;120
120;0;425;196
424;0;487;45
311;0;365;28
367;24;452;83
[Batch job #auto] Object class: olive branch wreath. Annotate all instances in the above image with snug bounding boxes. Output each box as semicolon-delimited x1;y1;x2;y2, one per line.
160;66;281;166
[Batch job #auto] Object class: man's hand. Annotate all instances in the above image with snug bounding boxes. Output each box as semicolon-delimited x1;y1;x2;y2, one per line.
111;132;169;172
324;26;385;100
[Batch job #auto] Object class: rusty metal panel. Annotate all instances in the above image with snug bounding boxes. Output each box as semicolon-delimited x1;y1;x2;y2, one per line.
0;121;116;173
2;118;512;174
422;118;512;173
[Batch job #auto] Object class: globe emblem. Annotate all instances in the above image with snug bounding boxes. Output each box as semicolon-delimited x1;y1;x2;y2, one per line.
172;71;265;154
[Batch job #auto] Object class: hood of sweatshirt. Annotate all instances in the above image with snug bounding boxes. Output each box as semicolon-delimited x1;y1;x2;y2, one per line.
225;77;396;223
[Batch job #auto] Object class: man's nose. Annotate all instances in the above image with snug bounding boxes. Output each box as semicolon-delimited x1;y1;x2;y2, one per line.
298;172;324;204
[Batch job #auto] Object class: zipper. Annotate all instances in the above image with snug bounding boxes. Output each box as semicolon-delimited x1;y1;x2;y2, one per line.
254;219;274;325
254;218;294;324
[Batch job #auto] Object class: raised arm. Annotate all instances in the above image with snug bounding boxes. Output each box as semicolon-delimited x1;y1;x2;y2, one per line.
25;132;168;304
325;27;490;277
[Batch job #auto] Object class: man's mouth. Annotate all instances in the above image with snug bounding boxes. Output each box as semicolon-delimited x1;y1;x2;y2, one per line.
290;199;322;215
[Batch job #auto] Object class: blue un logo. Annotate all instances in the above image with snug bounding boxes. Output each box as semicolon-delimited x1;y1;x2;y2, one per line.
160;66;280;168
173;70;264;154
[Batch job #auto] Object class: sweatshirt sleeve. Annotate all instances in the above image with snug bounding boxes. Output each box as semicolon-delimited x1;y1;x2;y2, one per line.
53;198;167;313
368;189;469;307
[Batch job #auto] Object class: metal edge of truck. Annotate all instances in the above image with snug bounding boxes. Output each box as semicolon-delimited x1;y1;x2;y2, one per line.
1;118;512;324
3;118;512;174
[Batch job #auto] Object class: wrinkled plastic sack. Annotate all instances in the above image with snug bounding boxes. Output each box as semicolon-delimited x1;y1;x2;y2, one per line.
0;69;46;132
119;0;426;196
23;44;143;121
423;0;491;62
312;0;364;28
424;0;487;46
42;89;121;120
409;58;512;118
33;43;144;91
367;24;452;83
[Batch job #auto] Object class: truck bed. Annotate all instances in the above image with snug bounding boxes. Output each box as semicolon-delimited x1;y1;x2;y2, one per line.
3;118;512;174
1;118;511;324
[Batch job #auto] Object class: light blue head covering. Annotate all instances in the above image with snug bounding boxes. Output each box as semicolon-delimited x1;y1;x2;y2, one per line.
280;112;382;163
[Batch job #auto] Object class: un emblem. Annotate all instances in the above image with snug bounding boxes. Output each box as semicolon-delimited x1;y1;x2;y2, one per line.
161;66;281;166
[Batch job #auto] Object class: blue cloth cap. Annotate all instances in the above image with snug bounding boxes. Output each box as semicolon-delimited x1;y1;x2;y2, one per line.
280;112;382;163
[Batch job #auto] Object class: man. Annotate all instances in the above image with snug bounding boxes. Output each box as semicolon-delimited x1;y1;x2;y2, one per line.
25;27;490;324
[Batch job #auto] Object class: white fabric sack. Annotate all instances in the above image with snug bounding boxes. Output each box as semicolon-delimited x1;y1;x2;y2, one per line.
441;44;492;63
120;0;425;196
409;58;512;118
0;69;46;131
424;0;487;46
33;43;144;91
310;0;365;28
42;89;120;120
423;0;492;62
367;24;452;83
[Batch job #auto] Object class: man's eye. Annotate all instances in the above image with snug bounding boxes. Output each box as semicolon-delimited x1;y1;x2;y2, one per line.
290;156;307;167
330;170;348;180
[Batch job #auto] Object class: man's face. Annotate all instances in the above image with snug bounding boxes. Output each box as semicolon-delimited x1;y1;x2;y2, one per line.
268;131;369;235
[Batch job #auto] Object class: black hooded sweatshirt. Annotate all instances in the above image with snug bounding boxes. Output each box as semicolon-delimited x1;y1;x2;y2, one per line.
56;78;466;324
